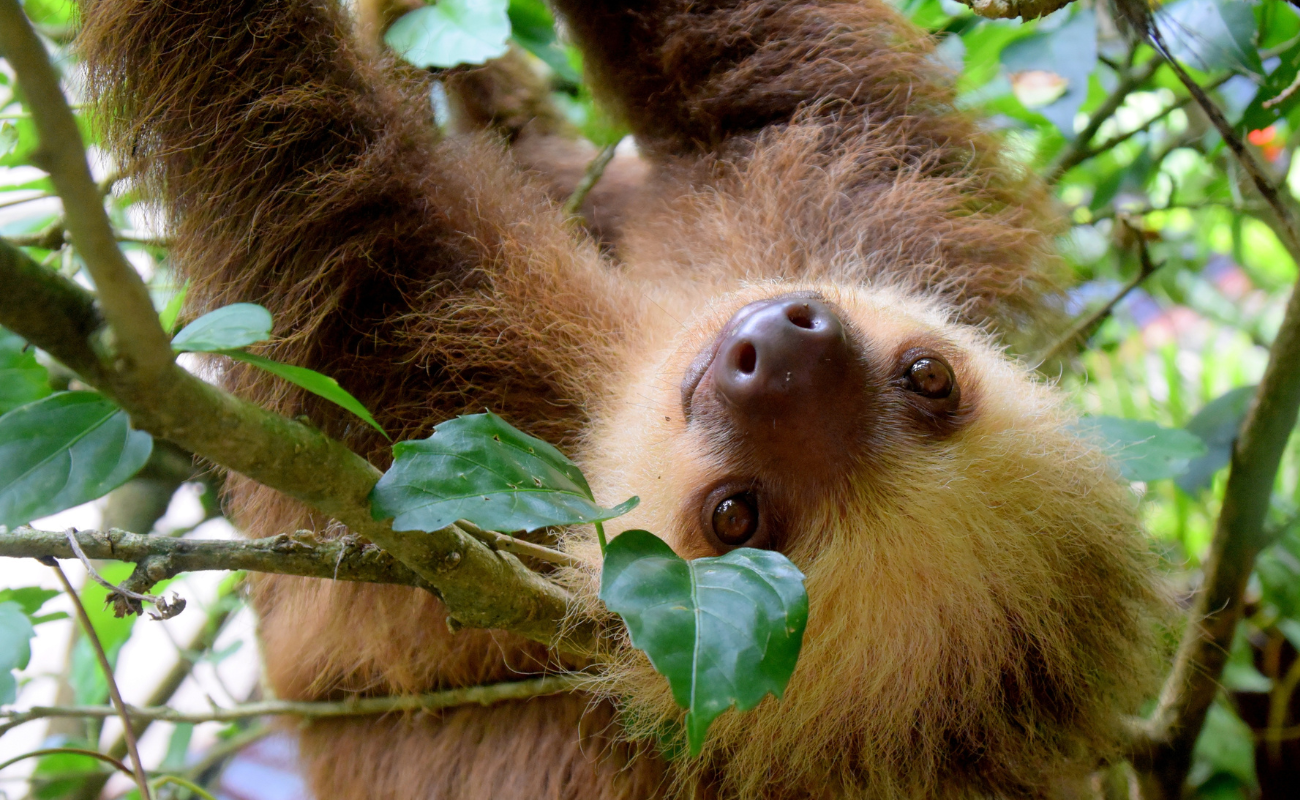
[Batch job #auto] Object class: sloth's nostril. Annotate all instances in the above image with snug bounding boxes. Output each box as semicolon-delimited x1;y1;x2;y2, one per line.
786;306;815;329
734;342;757;375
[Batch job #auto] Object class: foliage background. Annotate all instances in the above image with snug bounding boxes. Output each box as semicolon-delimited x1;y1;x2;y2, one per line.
3;0;1300;797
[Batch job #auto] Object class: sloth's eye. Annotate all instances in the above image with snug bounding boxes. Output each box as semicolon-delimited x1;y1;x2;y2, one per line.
905;357;955;399
711;493;759;546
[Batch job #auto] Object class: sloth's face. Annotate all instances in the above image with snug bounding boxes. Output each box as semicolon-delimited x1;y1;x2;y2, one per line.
578;282;1161;796
585;281;1006;562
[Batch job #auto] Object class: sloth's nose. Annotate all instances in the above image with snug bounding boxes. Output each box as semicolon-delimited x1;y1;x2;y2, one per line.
714;296;858;426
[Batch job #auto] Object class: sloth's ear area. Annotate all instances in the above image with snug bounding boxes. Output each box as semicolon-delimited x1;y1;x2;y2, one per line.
681;293;872;479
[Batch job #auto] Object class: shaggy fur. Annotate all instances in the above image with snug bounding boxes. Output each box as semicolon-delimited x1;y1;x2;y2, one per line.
77;0;1166;798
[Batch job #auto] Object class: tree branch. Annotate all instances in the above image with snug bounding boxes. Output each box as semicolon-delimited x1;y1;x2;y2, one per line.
0;526;434;597
0;675;581;736
0;0;173;381
1036;220;1162;364
1047;57;1163;183
958;0;1072;19
0;236;590;650
1127;29;1300;798
562;141;618;220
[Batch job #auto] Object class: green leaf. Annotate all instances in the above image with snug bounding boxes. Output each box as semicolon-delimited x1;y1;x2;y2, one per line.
508;0;580;83
31;740;109;800
0;122;17;158
386;0;512;69
0;601;34;703
1000;9;1097;137
160;723;194;772
371;411;636;533
1157;0;1263;75
1188;700;1258;790
1075;415;1208;482
170;302;272;353
0;392;153;528
1239;39;1300;131
0;587;58;617
157;281;190;336
170;303;385;437
1176;385;1256;494
600;529;808;756
0;326;51;414
225;351;388;439
20;0;76;27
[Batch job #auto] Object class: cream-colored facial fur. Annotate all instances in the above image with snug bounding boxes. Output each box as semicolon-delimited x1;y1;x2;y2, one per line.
567;282;1164;799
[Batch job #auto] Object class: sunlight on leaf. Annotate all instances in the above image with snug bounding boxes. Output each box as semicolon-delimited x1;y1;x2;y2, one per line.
386;0;511;69
170;303;271;353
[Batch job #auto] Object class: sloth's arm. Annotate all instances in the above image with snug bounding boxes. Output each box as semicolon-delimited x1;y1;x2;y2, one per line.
77;0;632;454
548;0;951;158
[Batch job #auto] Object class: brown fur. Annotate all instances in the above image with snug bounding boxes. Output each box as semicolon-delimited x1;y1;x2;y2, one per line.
77;0;1165;798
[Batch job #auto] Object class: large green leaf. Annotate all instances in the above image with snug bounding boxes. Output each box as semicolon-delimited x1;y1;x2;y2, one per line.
170;303;272;353
386;0;511;69
1075;416;1208;482
0;392;153;528
371;411;637;533
0;326;51;414
0;587;59;620
1156;0;1263;74
600;529;808;756
1176;385;1256;495
226;352;387;440
0;601;34;704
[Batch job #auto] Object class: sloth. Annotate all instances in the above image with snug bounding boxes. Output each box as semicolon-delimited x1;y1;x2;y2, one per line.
78;0;1167;798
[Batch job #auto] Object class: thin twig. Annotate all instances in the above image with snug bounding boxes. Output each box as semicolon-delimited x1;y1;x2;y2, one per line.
7;223;171;250
455;520;581;567
152;775;216;800
562;142;618;219
62;528;185;620
1072;72;1235;169
1046;57;1162;182
1036;220;1163;364
0;674;582;735
180;725;269;783
49;562;153;800
0;747;132;777
0;191;53;212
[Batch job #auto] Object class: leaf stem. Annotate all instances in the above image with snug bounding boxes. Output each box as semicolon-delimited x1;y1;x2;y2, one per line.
151;775;216;800
594;521;608;556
